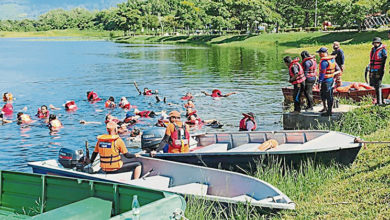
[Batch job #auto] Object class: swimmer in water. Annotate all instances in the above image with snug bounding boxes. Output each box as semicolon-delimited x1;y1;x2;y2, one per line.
48;114;62;131
201;89;237;98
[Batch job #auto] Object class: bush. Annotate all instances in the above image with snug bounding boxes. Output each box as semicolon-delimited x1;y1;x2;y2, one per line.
304;27;321;32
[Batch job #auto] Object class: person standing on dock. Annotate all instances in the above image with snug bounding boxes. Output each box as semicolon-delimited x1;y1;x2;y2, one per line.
331;41;345;88
369;37;387;105
284;56;306;114
317;47;341;116
300;51;317;110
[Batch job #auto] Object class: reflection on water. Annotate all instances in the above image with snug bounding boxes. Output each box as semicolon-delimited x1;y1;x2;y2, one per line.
0;38;289;172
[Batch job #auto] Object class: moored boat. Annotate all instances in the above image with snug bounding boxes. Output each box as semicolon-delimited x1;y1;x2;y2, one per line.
28;155;295;210
0;170;185;219
282;81;390;104
142;130;362;171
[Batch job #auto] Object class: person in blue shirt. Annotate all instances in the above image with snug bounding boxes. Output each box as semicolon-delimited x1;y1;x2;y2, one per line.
369;37;387;104
317;47;341;116
331;41;345;87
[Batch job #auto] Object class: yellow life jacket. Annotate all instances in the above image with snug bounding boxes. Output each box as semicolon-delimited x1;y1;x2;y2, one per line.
96;134;123;171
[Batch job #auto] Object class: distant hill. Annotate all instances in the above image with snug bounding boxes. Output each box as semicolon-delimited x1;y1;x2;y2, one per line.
0;0;127;20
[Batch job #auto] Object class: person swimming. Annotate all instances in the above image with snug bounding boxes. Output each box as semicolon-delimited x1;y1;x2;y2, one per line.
181;92;193;100
201;89;237;98
36;105;49;119
17;112;33;124
184;100;195;109
64;101;78;111
105;97;116;108
48;114;62;131
143;88;158;96
119;97;132;110
87;91;102;102
2;92;13;102
0;113;12;125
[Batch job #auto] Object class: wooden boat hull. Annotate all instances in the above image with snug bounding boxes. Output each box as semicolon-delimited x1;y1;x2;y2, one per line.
0;170;185;219
29;156;295;210
282;82;390;104
147;130;362;172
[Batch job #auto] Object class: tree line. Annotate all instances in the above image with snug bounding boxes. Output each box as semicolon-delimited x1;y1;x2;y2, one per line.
0;0;389;35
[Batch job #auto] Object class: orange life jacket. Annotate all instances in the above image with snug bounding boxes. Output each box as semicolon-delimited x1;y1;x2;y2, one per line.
320;56;336;79
168;124;190;153
105;100;115;108
301;56;317;78
289;58;306;84
96;135;123;171
370;44;386;70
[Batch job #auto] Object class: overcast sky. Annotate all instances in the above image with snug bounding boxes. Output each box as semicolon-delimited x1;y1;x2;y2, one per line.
0;0;127;20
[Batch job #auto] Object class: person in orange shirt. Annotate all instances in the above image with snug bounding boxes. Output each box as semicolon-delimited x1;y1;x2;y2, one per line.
152;111;190;154
89;121;142;179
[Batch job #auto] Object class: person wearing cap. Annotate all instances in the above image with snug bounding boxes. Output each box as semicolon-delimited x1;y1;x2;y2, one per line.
90;121;142;179
331;41;345;88
152;111;190;155
123;111;139;125
317;47;341;116
300;51;317;110
284;56;306;113
239;112;257;131
369;37;387;104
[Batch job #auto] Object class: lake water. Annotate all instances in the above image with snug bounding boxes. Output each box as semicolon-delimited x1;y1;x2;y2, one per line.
0;38;289;172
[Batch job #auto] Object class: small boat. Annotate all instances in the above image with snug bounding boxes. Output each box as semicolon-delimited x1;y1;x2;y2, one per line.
0;170;185;219
28;153;295;210
142;130;362;171
282;81;390;104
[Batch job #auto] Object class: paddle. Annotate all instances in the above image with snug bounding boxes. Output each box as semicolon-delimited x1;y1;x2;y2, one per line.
133;81;141;95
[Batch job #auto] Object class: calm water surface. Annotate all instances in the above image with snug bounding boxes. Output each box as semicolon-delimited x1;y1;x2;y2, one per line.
0;38;289;172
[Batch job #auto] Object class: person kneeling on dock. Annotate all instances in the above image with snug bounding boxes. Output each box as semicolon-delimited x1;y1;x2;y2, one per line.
90;121;142;179
284;56;306;114
152;111;190;155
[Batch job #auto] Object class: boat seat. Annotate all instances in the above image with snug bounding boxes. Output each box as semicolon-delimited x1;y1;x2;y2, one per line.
227;143;262;152
192;143;228;153
267;144;302;151
231;195;257;203
168;183;208;196
129;175;171;190
95;172;133;183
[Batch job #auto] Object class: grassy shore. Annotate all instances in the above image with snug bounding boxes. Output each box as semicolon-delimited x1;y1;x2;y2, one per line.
0;29;121;39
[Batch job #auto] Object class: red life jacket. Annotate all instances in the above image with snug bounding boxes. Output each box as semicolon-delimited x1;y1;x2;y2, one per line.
301;56;317;78
87;91;101;102
36;108;49;118
105;100;115;108
320;56;336;79
370;44;386;70
289;58;306;85
168;124;190;153
211;89;222;98
181;96;193;100
65;101;78;111
138;110;151;117
144;90;152;96
2;103;13;115
239;117;257;131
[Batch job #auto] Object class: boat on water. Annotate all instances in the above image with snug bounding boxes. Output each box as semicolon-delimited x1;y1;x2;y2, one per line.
0;170;185;219
141;129;362;171
28;154;295;210
282;81;390;104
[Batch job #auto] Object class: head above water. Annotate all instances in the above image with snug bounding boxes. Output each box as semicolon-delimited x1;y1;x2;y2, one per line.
243;112;255;119
41;105;48;112
108;96;114;102
49;114;56;121
17;112;23;120
106;121;118;135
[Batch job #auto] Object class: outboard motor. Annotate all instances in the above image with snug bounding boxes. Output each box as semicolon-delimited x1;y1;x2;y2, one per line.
141;127;166;153
58;148;84;169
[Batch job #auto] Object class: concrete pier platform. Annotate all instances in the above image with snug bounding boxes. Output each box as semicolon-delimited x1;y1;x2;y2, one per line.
283;105;358;130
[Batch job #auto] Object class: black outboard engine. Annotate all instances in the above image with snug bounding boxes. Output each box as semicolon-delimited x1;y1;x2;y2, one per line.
141;127;166;153
58;148;84;169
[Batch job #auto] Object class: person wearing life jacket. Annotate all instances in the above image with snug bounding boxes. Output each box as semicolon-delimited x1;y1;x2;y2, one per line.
239;112;257;131
331;41;345;88
48;114;62;131
87;91;101;102
301;51;317;111
123;112;139;125
36;105;49;119
64;101;78;111
134;109;157;118
317;47;341;116
2;92;13;102
184;100;195;109
1;102;13;115
156;111;169;127
119;97;131;110
201;90;237;98
143;88;158;96
89;121;142;179
152;111;190;155
105;97;116;109
181;92;194;100
17;112;33;124
284;56;306;113
369;37;387;105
